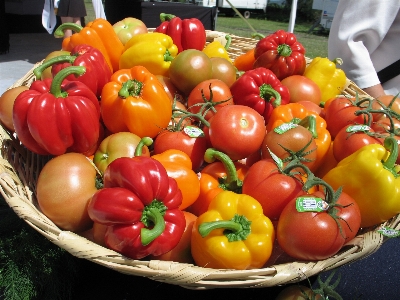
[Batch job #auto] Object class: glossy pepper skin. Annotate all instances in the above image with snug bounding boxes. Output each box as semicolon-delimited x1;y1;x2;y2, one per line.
55;23;113;72
230;67;290;125
191;190;275;270
33;44;112;98
323;137;400;228
100;66;172;138
187;148;248;217
13;66;100;156
266;102;332;171
203;35;232;63
234;48;255;72
151;149;201;211
119;32;178;76
253;29;306;80
303;57;347;105
154;13;206;53
87;156;186;260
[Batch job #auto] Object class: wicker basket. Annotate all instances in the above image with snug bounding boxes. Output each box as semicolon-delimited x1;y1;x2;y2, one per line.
1;31;399;290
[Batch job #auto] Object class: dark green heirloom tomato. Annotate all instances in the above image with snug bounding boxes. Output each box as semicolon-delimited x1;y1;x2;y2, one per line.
168;49;213;96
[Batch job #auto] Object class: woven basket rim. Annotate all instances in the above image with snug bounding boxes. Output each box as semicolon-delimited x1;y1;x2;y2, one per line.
1;30;397;289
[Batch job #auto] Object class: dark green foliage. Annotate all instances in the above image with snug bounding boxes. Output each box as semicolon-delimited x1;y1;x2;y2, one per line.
0;196;80;300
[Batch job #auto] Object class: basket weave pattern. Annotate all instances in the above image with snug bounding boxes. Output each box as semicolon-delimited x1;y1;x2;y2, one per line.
1;31;399;289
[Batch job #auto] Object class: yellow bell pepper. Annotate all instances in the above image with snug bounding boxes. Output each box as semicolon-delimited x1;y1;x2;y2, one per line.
119;32;178;77
203;35;232;63
323;137;400;228
191;191;275;270
303;57;347;105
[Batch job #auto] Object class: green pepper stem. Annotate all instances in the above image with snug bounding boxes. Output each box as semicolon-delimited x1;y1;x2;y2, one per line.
332;58;343;66
164;49;175;62
277;43;292;57
119;79;143;98
54;22;83;38
298;115;318;139
141;207;166;246
204;148;242;192
134;137;153;157
160;13;176;22
382;136;399;176
33;55;76;79
198;214;251;242
251;32;265;40
259;83;282;107
50;66;86;98
224;35;232;50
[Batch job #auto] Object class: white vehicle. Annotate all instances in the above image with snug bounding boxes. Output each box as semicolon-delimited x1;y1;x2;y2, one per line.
201;0;268;18
312;0;339;29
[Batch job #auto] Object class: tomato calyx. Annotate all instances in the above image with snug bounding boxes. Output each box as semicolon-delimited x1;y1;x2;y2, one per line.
118;79;143;98
301;169;354;239
204;148;243;193
198;214;251;242
278;136;317;165
312;269;343;300
174;83;232;130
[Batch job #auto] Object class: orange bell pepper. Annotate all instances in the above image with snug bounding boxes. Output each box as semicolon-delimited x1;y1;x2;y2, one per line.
152;149;201;210
100;66;172;138
233;48;255;72
187;148;248;216
85;18;125;73
266;102;331;172
55;19;124;73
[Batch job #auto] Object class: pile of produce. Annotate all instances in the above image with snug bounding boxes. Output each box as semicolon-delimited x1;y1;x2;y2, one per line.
1;15;400;279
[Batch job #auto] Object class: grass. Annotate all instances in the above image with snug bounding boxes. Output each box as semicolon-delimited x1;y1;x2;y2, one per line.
83;1;328;58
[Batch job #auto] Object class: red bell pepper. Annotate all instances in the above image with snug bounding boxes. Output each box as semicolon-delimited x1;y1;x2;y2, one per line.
13;66;100;156
87;156;186;259
33;44;112;98
253;29;306;80
230;67;290;125
154;13;206;53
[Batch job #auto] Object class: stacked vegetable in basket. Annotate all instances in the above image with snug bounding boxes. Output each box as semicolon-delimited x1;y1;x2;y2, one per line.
1;15;400;271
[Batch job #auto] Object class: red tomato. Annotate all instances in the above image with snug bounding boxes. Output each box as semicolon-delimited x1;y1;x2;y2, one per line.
187;79;233;121
242;158;305;220
0;85;29;132
371;94;400;121
210;57;237;88
208;105;267;161
281;75;321;105
332;124;382;162
261;123;318;172
323;97;365;139
168;49;213;96
277;189;361;261
36;153;99;232
156;75;185;104
153;126;208;172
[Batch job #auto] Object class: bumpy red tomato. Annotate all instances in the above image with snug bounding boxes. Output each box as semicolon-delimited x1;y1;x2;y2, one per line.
281;75;321;105
187;79;233;121
36;153;99;232
208;105;267;161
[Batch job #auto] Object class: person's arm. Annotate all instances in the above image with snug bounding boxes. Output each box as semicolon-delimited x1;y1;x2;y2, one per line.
328;0;398;96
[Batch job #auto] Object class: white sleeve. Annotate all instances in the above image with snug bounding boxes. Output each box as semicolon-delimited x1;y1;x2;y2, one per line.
92;0;107;20
328;0;400;89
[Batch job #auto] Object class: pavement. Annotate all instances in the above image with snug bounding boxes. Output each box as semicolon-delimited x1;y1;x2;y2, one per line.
0;32;61;95
2;32;400;300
